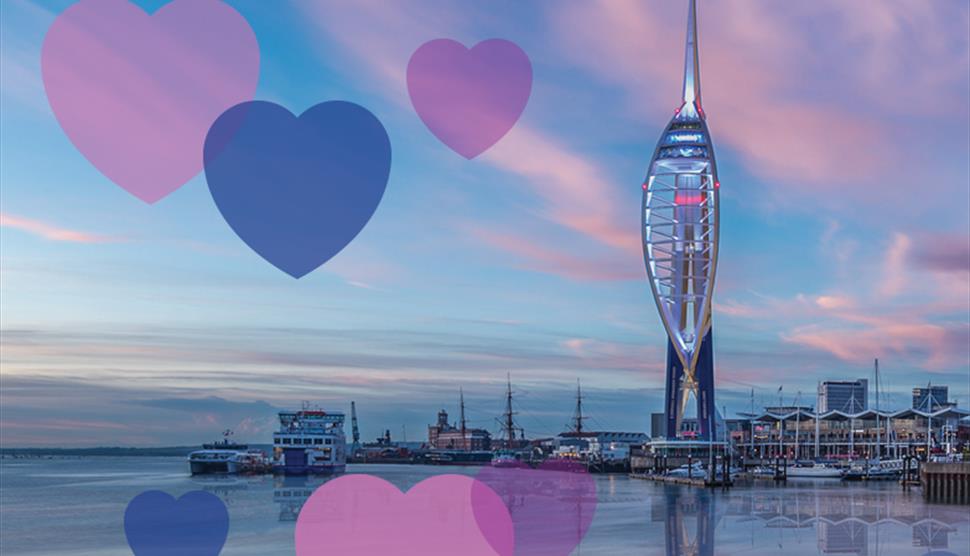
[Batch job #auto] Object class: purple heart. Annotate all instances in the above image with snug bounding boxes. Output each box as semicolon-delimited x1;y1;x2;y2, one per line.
203;100;391;278
472;460;597;556
407;39;532;159
41;0;259;203
124;490;229;556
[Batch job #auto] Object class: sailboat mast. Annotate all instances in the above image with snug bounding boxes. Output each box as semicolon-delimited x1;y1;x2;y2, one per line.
874;358;880;458
815;382;821;459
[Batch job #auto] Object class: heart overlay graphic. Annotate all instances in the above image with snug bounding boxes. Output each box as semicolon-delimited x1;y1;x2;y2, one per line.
407;39;532;159
203;100;391;278
474;460;597;556
295;474;514;556
124;490;229;556
41;0;259;203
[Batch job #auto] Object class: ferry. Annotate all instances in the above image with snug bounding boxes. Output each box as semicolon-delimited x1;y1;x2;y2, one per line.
272;406;346;475
187;431;270;475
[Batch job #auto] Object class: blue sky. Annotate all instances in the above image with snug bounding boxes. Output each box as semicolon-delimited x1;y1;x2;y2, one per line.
1;0;968;446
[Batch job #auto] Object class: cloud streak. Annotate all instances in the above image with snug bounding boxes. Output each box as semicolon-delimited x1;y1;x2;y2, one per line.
1;213;121;243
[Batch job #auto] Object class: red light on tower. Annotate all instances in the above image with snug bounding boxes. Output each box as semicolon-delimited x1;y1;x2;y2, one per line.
642;183;648;191
714;181;720;189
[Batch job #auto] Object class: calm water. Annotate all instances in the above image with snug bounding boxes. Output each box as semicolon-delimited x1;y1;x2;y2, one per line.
1;457;967;555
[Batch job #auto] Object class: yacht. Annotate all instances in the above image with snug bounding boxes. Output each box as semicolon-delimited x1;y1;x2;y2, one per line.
842;459;903;481
272;406;346;475
667;462;705;478
786;462;843;479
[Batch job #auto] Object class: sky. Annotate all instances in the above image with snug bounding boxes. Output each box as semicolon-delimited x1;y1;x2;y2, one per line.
1;0;968;447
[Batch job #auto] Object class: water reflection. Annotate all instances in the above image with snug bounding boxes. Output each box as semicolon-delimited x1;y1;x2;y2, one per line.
190;473;268;507
273;475;330;521
651;484;967;556
192;469;968;555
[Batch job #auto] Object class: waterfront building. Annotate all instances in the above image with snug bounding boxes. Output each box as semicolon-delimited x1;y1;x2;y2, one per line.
426;409;491;451
818;379;868;413
642;0;720;441
913;385;949;411
730;405;969;460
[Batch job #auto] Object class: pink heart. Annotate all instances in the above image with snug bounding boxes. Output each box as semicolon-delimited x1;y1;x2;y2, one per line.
407;39;532;159
473;460;597;556
295;474;514;556
41;0;259;203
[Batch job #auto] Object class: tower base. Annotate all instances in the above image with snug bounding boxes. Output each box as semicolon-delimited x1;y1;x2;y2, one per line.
663;328;715;440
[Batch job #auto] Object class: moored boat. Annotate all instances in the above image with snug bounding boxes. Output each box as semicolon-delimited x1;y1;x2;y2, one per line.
490;450;519;468
842;459;903;481
188;431;268;475
786;462;843;478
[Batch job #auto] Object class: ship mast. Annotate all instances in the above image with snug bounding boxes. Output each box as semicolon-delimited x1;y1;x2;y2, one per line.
572;379;587;434
459;387;467;450
502;373;517;449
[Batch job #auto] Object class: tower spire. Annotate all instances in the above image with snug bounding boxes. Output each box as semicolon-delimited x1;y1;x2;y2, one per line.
681;0;702;118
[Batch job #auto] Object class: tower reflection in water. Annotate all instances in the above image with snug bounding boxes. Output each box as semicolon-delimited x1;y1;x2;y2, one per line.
651;485;967;556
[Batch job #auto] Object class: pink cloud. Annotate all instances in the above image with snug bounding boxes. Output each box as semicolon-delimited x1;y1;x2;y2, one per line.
0;213;119;243
296;2;641;266
483;125;639;254
469;226;640;281
783;319;964;371
549;0;966;194
878;233;911;298
814;295;855;311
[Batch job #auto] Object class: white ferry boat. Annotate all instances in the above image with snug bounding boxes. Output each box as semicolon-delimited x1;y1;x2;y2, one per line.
187;431;270;475
272;406;346;475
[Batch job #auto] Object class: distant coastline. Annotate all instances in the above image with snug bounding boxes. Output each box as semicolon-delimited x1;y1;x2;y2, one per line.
1;445;273;457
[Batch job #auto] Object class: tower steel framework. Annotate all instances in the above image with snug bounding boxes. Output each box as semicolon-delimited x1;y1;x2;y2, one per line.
642;0;720;440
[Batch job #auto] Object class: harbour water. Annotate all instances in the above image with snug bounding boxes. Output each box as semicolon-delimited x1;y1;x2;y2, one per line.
1;457;967;555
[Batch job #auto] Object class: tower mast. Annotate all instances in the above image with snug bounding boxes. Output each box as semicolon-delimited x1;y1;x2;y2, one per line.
459;387;467;450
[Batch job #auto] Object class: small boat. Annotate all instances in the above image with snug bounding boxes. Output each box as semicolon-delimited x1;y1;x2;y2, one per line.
427;450;493;466
666;462;705;478
490;450;519;468
786;462;843;478
842;459;903;481
229;451;272;474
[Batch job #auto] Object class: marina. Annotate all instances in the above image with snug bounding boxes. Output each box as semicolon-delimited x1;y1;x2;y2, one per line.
2;456;967;556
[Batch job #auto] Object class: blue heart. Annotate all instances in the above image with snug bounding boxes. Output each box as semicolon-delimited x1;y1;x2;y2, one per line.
123;490;229;556
204;100;391;278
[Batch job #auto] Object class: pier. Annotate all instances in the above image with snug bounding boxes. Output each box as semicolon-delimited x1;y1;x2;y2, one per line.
921;462;970;505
